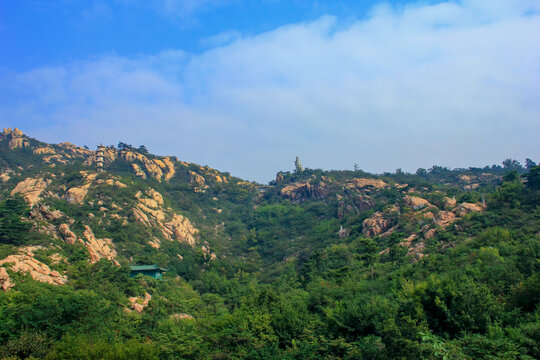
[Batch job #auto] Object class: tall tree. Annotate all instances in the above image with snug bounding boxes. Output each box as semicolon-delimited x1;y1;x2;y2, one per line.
525;158;537;170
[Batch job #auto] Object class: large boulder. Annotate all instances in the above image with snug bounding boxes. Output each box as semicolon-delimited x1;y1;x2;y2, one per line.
82;225;119;265
281;181;329;201
454;202;484;216
362;212;394;238
65;183;91;204
11;178;49;206
0;253;67;287
435;211;456;227
403;196;431;210
346;178;387;190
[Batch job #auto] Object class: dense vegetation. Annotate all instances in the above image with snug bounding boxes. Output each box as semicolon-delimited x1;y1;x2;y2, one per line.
0;135;539;359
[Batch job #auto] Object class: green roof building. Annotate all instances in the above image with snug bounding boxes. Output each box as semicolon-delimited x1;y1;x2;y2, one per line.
130;265;168;279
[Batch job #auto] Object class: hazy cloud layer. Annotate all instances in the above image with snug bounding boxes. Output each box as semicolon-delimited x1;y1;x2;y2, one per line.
1;0;539;182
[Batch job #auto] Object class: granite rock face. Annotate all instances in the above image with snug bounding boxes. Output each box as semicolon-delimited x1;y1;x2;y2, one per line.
65;183;91;204
0;249;67;289
11;178;49;206
0;267;13;291
281;181;329;201
1;128;30;149
346;178;387;189
362;212;394;238
133;189;199;248
82;225;119;265
454;202;484;216
403;196;431;210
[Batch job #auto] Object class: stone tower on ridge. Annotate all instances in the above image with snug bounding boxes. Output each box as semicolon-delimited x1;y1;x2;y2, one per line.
294;156;303;173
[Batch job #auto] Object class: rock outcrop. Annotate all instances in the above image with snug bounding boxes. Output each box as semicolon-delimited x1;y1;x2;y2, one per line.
58;223;118;264
454;202;484;216
33;146;56;155
120;151;176;181
30;205;63;221
347;178;387;189
9;137;30;149
435;211;456;227
0;267;13;291
132;163;147;179
398;234;417;248
128;292;152;313
281;181;329;201
95;178;128;188
405;199;484;242
164;214;198;246
458;175;473;182
190;171;206;187
0;171;12;182
11;178;49;206
82;226;119;265
0;253;67;287
133;189;199;248
65;183;91;204
56;142;93;158
403;196;431;210
444;197;457;208
58;224;78;244
160;158;176;181
424;228;437;240
362;212;395;238
146;188;164;205
353;195;376;211
1;128;30;149
170;313;195;321
43;154;68;164
82;146;176;181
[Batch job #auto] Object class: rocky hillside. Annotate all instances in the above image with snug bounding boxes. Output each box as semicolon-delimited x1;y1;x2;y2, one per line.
0;127;516;288
0;128;258;287
1;127;539;359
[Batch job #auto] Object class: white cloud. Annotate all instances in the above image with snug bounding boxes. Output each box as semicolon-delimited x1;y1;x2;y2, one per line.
200;30;243;48
1;0;539;182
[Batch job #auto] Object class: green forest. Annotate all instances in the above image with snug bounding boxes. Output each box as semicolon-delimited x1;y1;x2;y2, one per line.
0;132;539;359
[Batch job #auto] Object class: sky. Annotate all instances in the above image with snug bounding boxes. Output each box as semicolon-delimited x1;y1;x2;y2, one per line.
1;0;539;183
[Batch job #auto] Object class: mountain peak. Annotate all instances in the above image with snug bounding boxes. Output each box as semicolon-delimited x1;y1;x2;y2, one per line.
0;128;29;149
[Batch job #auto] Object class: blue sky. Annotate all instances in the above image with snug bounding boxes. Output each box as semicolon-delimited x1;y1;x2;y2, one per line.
1;0;539;182
0;0;419;69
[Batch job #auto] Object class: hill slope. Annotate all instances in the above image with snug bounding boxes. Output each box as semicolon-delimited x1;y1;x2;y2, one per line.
0;128;539;359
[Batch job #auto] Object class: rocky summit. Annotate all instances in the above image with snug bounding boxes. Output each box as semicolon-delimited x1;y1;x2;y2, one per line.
0;128;539;359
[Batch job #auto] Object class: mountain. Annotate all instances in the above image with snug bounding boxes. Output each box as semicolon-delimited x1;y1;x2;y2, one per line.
0;127;539;359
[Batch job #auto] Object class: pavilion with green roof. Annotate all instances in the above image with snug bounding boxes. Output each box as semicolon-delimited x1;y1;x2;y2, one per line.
129;265;168;279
